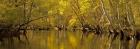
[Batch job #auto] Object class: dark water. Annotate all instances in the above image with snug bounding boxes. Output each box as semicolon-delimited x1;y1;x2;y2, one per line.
0;30;140;49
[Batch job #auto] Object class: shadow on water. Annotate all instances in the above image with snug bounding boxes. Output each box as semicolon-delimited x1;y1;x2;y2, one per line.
0;30;140;49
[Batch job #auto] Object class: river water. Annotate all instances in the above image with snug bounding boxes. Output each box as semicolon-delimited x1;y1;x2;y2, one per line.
0;30;139;49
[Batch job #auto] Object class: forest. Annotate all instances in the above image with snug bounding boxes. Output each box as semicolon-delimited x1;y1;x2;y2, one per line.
0;0;140;49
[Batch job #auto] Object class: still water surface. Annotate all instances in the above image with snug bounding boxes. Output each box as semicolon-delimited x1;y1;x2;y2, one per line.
0;30;139;49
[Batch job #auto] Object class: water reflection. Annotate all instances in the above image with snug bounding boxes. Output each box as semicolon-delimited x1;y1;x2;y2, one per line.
0;30;138;49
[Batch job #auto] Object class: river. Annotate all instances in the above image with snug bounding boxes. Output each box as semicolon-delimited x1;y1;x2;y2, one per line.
0;30;139;49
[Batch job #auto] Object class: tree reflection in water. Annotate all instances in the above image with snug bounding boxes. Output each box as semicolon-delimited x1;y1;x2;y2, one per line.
0;30;140;49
